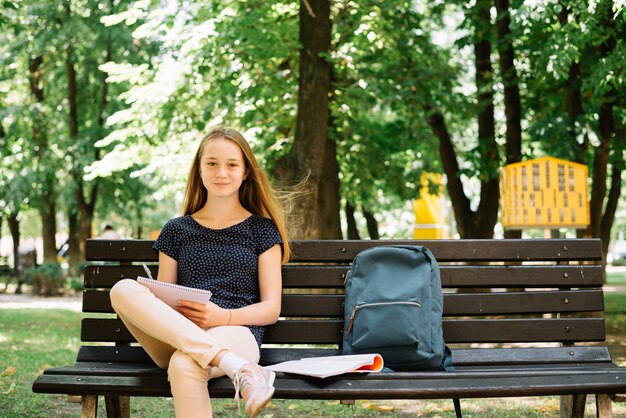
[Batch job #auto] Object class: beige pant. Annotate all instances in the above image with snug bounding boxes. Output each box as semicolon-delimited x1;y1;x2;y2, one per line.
110;279;260;418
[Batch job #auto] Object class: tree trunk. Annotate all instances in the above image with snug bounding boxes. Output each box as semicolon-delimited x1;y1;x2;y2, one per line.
424;110;499;238
67;208;81;273
472;0;500;239
65;3;99;269
40;193;58;263
272;0;331;239
6;213;22;293
345;203;360;239
494;0;523;239
425;109;471;238
586;104;613;239
29;55;57;262
563;7;587;239
425;0;500;239
317;134;343;239
597;94;621;261
7;212;19;275
566;61;587;164
585;0;617;242
494;0;522;166
135;204;144;239
363;209;380;240
600;155;622;262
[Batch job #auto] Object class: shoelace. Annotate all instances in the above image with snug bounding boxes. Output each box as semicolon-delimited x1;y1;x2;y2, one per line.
232;368;251;412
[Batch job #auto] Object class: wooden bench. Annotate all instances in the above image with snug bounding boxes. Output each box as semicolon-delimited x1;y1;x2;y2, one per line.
33;238;626;417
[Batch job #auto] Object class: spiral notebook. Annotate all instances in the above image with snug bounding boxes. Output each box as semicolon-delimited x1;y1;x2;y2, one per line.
137;276;212;308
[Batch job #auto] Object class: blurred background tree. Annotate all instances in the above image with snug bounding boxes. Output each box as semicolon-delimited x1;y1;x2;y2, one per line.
0;0;624;274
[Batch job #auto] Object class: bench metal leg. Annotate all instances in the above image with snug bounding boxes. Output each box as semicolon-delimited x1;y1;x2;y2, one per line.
105;395;130;418
596;394;613;418
81;395;98;418
560;394;586;418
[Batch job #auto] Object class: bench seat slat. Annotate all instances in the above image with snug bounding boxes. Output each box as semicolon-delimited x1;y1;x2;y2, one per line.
33;368;626;400
70;345;614;367
37;361;620;379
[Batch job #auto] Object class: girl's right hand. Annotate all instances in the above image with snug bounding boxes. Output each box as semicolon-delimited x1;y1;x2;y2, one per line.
176;300;230;328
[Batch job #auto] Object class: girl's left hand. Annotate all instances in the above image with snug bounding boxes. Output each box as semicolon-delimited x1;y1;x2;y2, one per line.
176;300;229;329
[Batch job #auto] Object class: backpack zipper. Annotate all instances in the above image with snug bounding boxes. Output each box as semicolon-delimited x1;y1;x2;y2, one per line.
346;301;421;335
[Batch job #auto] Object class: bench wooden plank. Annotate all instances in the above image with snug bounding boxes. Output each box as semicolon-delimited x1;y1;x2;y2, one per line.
82;289;604;316
37;361;622;380
66;345;615;367
443;289;604;315
32;369;626;400
86;239;602;263
80;317;606;344
84;264;604;289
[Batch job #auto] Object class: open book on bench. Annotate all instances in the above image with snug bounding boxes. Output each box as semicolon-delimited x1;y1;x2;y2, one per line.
265;353;383;378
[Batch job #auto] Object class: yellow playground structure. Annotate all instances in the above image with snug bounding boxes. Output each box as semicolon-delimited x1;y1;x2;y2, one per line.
499;156;590;230
413;173;445;239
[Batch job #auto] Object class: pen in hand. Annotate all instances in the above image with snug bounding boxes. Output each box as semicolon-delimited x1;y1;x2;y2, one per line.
142;263;154;280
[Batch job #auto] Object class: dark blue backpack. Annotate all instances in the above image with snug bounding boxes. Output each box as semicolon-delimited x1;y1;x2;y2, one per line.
342;245;453;372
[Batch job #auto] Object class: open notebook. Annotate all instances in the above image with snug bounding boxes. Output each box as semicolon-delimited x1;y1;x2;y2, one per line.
265;353;384;379
137;276;212;308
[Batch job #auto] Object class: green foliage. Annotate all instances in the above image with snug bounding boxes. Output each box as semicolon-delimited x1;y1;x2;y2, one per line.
331;1;464;210
521;1;626;161
0;0;160;240
21;262;65;296
67;275;84;292
612;258;626;267
1;0;625;240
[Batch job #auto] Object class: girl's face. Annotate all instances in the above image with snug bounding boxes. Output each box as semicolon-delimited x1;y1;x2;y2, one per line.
199;138;248;199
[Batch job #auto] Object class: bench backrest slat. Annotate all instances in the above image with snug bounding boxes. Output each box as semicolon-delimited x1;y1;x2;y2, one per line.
81;317;605;345
86;239;602;262
82;289;604;316
84;265;603;288
81;238;605;348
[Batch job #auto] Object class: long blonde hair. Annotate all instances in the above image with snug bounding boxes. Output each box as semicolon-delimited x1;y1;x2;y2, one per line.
181;126;291;263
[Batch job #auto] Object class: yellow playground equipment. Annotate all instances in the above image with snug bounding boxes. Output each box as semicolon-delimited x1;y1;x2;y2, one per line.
500;156;590;230
413;173;445;239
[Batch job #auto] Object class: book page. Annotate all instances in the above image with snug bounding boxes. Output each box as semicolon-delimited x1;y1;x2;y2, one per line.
266;353;383;378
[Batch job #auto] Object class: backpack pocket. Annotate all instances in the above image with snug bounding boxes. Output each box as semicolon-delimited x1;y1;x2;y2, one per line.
347;301;421;350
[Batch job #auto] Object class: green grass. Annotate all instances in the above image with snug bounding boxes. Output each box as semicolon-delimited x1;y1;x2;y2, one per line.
607;271;626;285
0;309;82;417
3;307;626;417
603;292;626;334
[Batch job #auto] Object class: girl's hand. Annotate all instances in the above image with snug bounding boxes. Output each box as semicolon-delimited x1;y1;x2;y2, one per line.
176;300;229;329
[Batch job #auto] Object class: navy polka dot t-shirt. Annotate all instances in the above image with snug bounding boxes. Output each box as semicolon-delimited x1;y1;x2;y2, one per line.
153;214;282;347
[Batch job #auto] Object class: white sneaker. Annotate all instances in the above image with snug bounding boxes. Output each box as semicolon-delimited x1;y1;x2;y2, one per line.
233;363;276;418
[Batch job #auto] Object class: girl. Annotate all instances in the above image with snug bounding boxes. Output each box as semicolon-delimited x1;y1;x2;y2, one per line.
110;126;289;418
